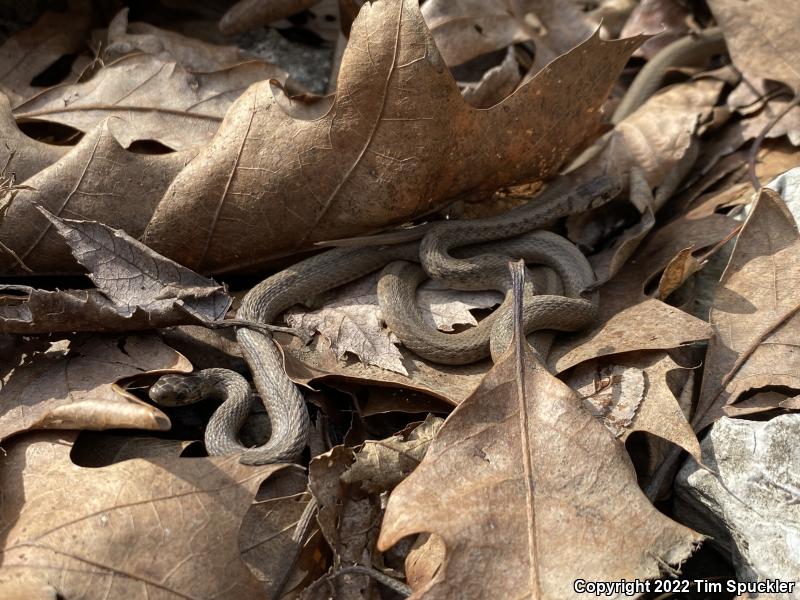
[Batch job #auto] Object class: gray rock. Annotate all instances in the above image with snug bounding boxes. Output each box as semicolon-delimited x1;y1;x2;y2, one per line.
675;415;800;588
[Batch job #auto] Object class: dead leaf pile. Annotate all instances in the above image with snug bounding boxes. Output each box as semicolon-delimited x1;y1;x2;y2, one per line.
1;0;799;598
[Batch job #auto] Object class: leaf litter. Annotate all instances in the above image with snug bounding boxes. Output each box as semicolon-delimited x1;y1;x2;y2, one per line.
0;0;799;598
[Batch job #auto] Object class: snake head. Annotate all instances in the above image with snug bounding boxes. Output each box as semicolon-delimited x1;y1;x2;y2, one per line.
149;373;208;407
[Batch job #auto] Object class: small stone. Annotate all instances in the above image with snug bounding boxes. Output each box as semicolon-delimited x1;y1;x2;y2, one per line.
675;415;800;587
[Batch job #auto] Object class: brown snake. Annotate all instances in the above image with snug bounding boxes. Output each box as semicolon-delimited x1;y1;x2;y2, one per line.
149;28;726;464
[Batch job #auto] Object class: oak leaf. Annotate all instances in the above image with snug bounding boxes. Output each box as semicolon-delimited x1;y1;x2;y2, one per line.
14;53;287;151
695;188;800;429
0;431;286;600
141;0;643;273
378;264;702;598
0;335;185;444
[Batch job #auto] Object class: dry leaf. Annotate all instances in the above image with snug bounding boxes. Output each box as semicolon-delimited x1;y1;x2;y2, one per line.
0;334;186;444
286;271;501;375
0;431;286;599
308;445;384;599
551;195;738;373
695;188;800;429
14;53;287;151
341;414;444;494
620;0;690;59
0;122;195;273
105;8;258;71
219;0;323;34
379;272;701;597
708;0;800;93
281;333;488;406
141;0;643;273
422;0;594;72
0;9;91;105
0;94;67;182
459;47;522;109
569;352;701;463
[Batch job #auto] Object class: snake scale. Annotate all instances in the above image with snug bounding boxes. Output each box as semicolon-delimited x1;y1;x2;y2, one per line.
149;28;727;464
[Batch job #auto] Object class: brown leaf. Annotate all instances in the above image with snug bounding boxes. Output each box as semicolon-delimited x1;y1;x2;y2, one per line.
0;334;186;443
0;94;67;182
569;352;701;463
285;271;501;375
422;0;594;71
695;188;800;429
708;0;800;93
0;122;195;274
341;414;444;494
551;196;737;373
620;0;690;60
459;47;522;109
14;53;286;151
105;8;258;71
41;208;231;321
0;431;286;599
281;333;488;406
141;0;643;273
378;269;701;597
219;0;323;35
308;445;384;599
0;9;91;106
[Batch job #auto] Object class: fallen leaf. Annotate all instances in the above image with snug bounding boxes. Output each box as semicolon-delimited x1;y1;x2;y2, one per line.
695;188;800;429
308;445;384;599
422;0;594;72
0;334;185;444
0;8;91;105
378;264;702;597
0;122;195;274
708;0;800;93
104;8;259;71
459;47;521;109
551;193;738;373
219;0;323;35
0;431;286;599
341;414;444;494
619;0;690;60
0;94;67;182
569;352;701;463
141;0;643;273
281;333;488;406
14;53;287;151
286;271;501;374
40;208;231;321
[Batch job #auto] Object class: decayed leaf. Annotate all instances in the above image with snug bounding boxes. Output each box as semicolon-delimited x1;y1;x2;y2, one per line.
104;9;257;71
0;431;286;599
619;0;690;59
695;188;800;429
0;8;91;105
379;273;701;597
286;271;501;375
422;0;594;72
219;0;323;34
569;352;701;462
551;194;737;373
41;208;231;321
708;0;800;93
0;122;195;274
308;445;384;599
341;414;444;494
281;333;488;406
459;47;522;109
0;94;67;182
14;53;287;151
141;0;643;273
0;334;185;445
